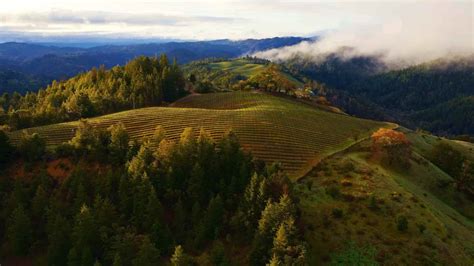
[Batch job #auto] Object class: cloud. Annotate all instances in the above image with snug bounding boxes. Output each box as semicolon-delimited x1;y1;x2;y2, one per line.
254;1;473;67
1;10;239;27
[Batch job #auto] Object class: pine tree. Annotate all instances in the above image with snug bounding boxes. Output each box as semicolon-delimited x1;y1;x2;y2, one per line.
170;245;190;266
152;125;166;144
204;194;224;240
47;212;71;266
31;185;48;219
267;254;282;266
186;163;205;203
70;204;98;266
7;204;32;256
127;141;154;179
132;236;160;266
70;120;95;152
172;199;186;243
145;186;163;230
112;253;122;266
0;129;13;165
108;123;129;164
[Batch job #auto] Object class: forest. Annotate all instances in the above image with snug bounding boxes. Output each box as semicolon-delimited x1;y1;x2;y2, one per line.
0;55;186;130
0;124;307;265
285;55;474;136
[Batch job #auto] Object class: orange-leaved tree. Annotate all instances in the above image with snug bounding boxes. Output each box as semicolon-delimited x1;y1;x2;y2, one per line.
371;128;411;168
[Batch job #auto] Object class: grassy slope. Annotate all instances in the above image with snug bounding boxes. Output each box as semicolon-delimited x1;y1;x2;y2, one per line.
8;91;388;178
296;133;474;265
206;58;305;87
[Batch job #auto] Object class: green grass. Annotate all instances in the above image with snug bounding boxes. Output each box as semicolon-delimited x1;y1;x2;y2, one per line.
8;91;388;178
206;58;305;87
208;59;266;77
296;135;474;265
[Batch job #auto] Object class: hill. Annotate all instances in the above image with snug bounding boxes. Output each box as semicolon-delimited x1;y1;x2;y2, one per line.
184;58;306;94
285;55;474;136
0;37;308;94
7;91;389;177
296;129;474;264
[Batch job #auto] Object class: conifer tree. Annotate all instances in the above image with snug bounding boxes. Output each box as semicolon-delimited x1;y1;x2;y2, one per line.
132;236;160;266
7;204;32;256
108;123;129;164
170;245;190;266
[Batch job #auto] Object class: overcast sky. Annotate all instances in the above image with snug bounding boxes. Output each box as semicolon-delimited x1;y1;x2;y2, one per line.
0;0;472;42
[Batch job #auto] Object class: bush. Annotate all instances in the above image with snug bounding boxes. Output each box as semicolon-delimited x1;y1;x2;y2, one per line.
397;216;408;232
55;143;75;157
368;195;378;211
332;208;343;219
18;132;46;162
330;242;377;266
417;223;426;234
326;185;341;199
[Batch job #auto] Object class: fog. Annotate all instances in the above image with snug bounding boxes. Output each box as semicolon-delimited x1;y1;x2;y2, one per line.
254;1;473;67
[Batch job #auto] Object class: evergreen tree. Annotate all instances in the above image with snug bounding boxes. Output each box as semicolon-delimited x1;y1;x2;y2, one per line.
46;212;71;266
70;205;98;266
186;163;205;204
18;132;46;161
108;123;129;164
70;120;96;153
172;199;186;243
132;236;160;266
170;245;190;266
127;141;154;179
112;253;122;266
0;129;13;165
151;125;166;144
31;185;48;219
7;204;32;256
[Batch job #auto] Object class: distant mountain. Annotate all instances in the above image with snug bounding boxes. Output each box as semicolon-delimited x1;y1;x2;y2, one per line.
0;37;309;94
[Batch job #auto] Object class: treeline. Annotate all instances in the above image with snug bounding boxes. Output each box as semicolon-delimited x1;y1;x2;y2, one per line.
431;142;474;198
285;55;474;135
0;125;307;265
0;55;186;130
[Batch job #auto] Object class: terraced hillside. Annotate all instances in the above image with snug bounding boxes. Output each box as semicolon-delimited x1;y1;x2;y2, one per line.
8;92;390;177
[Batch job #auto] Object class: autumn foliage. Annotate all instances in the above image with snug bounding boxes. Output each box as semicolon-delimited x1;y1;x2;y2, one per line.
371;128;411;167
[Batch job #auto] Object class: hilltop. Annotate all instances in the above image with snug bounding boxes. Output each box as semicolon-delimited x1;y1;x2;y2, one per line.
7;91;388;177
0;37;308;94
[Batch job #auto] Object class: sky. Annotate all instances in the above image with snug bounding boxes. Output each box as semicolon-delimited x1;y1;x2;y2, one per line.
252;1;473;66
1;0;469;41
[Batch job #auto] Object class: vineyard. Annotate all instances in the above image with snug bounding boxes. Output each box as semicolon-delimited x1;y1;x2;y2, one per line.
8;92;390;177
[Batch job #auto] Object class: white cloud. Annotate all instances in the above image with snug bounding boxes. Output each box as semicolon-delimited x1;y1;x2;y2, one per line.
254;1;473;66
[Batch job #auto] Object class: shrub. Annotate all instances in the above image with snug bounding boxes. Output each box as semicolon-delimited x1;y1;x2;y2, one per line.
330;242;377;266
55;143;75;157
397;216;408;232
326;185;341;199
417;223;426;234
332;208;343;219
18;132;46;162
340;160;355;173
368;195;378;211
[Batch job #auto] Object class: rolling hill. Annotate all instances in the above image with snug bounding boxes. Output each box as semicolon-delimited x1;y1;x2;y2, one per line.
285;55;474;136
7;91;389;178
297;130;474;264
0;37;309;94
